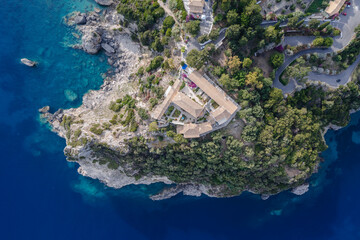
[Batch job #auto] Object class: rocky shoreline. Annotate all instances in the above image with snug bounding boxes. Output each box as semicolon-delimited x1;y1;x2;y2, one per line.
40;3;351;201
41;5;223;200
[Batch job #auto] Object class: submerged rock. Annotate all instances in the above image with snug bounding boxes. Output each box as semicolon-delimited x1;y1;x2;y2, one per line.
261;194;270;200
95;0;113;6
82;31;102;54
64;89;78;102
20;58;37;67
291;183;309;195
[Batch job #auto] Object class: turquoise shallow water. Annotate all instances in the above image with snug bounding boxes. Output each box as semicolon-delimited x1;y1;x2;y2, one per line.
1;0;360;239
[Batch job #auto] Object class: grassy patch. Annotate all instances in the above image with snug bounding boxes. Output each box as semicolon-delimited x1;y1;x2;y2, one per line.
173;109;181;118
306;0;327;14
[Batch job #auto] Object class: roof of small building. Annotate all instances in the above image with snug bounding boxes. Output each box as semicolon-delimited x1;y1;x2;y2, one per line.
189;0;205;14
325;0;346;16
211;106;231;125
177;122;213;138
172;92;204;118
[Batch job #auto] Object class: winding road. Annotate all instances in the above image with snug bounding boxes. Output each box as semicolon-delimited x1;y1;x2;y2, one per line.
273;1;360;94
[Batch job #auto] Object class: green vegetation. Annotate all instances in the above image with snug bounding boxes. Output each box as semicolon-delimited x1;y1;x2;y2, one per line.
306;0;330;14
146;56;164;72
61;115;73;130
109;94;136;112
282;58;311;84
138;108;150;120
186;44;215;70
185;20;200;36
116;0;164;31
162;16;175;32
270;52;285;69
90;124;104;135
168;0;187;20
64;0;360;197
312;37;333;47
337;27;360;67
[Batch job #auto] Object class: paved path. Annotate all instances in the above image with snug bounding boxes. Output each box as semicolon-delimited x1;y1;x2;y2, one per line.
272;1;360;94
307;54;360;87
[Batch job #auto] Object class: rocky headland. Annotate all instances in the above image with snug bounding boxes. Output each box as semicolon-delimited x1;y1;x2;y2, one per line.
41;5;221;200
40;2;360;201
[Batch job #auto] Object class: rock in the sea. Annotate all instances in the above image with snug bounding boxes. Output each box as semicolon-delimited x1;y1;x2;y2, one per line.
74;13;87;25
291;183;309;196
101;43;115;53
39;106;50;113
64;89;78;102
20;58;37;67
82;31;102;54
95;0;113;6
261;194;270;200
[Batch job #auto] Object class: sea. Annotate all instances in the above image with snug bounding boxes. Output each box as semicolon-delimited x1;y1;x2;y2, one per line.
1;0;360;239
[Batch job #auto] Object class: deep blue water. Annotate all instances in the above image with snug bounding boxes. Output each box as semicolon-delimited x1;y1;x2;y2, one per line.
1;0;360;239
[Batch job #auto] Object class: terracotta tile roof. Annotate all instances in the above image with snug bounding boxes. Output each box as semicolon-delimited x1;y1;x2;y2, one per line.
189;0;204;14
172;92;204;118
188;71;239;115
211;106;231;125
151;79;182;120
177;122;213;138
325;0;346;16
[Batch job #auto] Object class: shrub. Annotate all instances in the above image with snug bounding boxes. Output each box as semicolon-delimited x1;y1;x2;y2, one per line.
138;108;149;120
270;52;285;68
90;124;103;135
197;35;209;43
147;56;164;72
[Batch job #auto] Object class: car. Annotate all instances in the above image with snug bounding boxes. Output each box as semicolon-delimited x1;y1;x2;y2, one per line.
342;12;347;16
347;4;351;8
336;79;341;83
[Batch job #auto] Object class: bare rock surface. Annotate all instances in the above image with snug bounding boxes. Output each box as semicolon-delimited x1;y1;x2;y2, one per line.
95;0;113;6
82;31;102;54
291;183;309;195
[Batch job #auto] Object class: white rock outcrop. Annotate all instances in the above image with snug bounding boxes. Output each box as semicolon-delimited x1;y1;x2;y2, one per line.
291;183;309;195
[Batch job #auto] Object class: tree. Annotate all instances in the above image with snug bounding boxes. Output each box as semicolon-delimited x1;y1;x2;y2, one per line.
309;19;320;29
162;16;175;31
186;49;207;69
264;26;278;42
227;55;242;75
219;74;239;90
185;20;200;36
226;24;242;40
312;37;324;46
209;28;220;40
270;52;284;68
238;36;248;47
287;16;299;28
285;58;311;83
245;71;263;89
323;37;333;47
197;35;209;43
226;10;239;25
242;58;252;68
149;122;159;132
